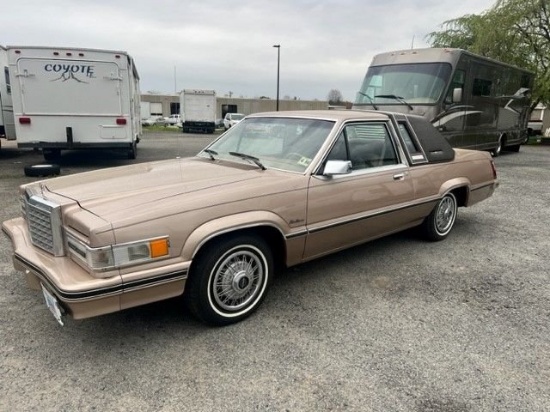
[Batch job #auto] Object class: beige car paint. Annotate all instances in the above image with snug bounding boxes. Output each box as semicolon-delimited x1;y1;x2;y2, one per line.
2;110;498;323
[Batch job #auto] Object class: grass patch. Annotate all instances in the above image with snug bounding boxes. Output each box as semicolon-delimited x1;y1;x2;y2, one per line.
143;125;182;133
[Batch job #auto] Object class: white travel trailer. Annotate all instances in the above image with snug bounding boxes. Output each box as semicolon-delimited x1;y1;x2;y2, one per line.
0;45;16;144
7;46;141;160
354;48;533;155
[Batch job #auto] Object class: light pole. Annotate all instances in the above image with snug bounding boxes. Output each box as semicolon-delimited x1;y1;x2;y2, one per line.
273;44;280;111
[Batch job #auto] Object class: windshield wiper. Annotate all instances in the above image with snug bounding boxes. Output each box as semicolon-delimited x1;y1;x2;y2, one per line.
375;94;413;110
203;148;218;160
357;91;378;110
229;151;266;170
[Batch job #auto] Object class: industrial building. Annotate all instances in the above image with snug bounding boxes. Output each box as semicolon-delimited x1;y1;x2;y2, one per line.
140;93;329;119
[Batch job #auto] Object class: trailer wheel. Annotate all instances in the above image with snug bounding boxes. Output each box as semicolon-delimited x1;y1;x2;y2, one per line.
128;141;137;160
24;164;61;177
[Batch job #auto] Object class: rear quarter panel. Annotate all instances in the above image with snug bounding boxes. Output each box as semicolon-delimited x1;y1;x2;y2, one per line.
410;149;496;205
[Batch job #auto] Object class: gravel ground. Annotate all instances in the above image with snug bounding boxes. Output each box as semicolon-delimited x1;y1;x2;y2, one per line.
0;132;548;412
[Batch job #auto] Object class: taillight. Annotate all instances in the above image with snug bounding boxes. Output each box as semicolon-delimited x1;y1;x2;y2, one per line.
490;160;497;179
116;118;127;125
19;117;31;124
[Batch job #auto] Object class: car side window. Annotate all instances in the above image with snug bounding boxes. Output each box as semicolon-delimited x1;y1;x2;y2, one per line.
326;132;348;162
397;121;427;163
327;123;398;170
398;123;419;153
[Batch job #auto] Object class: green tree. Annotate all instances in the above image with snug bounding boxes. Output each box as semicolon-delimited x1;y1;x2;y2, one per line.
427;0;550;106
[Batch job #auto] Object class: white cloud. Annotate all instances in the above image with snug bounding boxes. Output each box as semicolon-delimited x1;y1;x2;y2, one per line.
3;0;497;101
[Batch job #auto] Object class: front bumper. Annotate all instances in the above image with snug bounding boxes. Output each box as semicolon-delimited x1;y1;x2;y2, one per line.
2;217;189;321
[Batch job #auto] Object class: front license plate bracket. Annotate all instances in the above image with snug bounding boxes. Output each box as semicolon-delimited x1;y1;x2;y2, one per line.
41;284;65;326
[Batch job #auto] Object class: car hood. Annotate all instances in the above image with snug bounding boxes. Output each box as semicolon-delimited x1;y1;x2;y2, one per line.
43;157;299;223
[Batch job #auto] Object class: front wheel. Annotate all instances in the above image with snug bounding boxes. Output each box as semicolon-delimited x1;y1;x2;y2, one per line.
185;235;273;325
420;192;458;241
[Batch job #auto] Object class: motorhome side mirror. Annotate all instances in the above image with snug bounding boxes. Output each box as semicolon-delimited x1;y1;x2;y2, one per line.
323;160;352;176
452;88;463;103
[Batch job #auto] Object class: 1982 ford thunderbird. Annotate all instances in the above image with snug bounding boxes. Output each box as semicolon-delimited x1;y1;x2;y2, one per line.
2;110;498;326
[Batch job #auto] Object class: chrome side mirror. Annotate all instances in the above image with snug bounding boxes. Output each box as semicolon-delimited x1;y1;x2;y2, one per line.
323;160;352;176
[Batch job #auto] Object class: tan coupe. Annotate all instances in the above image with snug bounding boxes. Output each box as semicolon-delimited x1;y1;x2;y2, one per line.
2;110;498;326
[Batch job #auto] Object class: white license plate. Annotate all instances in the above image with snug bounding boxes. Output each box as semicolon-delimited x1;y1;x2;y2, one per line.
41;284;64;326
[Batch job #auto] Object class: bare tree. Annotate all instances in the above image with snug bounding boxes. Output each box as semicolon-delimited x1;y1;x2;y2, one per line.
327;89;344;105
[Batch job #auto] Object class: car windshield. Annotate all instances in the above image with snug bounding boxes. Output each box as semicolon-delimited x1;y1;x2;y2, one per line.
355;63;452;105
231;114;244;120
201;117;335;172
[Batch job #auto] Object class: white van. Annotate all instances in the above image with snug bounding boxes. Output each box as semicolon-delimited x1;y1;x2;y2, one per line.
8;46;141;160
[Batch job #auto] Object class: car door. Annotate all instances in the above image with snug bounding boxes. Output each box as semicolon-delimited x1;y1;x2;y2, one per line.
303;121;415;260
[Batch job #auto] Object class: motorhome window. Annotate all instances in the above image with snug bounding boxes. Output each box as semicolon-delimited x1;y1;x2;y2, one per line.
356;63;452;105
445;70;465;103
473;78;492;96
4;67;10;94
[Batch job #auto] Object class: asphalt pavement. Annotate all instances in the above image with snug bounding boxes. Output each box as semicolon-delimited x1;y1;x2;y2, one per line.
0;131;548;412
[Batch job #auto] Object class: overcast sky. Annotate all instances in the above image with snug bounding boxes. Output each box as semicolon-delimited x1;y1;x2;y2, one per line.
3;0;497;101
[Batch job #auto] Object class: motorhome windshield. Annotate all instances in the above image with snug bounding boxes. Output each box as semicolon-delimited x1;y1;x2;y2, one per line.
355;63;452;106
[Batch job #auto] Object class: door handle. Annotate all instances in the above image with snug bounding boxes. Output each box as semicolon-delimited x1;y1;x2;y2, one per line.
393;173;405;181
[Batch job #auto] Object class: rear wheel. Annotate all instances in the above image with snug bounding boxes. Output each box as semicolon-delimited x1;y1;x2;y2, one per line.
421;192;458;241
185;235;273;325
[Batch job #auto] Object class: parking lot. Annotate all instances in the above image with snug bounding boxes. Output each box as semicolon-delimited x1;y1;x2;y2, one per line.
0;131;549;412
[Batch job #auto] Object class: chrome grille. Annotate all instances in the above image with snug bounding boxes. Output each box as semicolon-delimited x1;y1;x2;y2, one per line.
24;195;64;256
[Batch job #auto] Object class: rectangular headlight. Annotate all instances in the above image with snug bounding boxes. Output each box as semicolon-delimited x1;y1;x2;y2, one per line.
67;235;169;271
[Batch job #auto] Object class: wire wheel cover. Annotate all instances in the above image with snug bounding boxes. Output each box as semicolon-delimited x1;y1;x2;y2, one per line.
436;196;456;234
210;247;265;312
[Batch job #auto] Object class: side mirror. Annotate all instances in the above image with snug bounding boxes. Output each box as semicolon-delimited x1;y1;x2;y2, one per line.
452;88;463;103
323;160;352;176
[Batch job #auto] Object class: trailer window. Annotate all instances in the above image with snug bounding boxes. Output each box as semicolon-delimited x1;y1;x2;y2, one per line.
4;67;10;94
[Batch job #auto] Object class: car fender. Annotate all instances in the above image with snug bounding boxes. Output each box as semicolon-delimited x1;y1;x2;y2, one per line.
181;211;292;261
439;177;470;194
438;177;471;204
